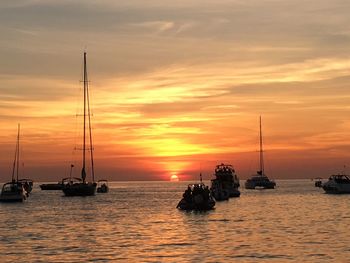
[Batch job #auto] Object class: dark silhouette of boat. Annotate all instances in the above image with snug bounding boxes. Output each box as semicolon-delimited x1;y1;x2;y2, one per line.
0;182;27;203
97;180;109;193
0;124;28;202
210;163;240;200
40;182;63;190
245;116;276;189
314;177;323;188
177;173;215;211
62;52;97;196
323;174;350;194
18;179;33;194
40;175;80;191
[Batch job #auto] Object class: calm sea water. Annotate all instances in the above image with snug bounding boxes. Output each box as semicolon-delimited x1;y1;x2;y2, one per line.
0;180;349;262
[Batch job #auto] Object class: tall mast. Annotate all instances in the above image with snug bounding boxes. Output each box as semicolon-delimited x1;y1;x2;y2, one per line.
81;52;87;183
259;116;264;176
17;124;20;181
86;64;95;182
11;124;20;182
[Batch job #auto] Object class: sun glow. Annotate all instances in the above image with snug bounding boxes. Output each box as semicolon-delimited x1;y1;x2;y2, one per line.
170;174;179;181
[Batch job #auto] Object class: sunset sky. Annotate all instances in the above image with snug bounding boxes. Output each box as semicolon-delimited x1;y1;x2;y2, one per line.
1;0;350;181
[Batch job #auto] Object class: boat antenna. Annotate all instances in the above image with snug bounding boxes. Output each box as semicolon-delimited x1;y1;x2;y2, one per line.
259;116;264;177
86;68;95;182
81;52;87;183
199;162;203;184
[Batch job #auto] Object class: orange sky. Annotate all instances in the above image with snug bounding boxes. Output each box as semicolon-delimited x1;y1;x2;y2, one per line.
1;0;350;181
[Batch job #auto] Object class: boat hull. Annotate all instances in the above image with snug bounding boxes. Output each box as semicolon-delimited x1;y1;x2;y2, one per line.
177;198;215;211
245;178;276;189
0;182;27;202
323;183;350;194
0;194;26;202
62;183;96;196
40;183;63;190
97;186;109;193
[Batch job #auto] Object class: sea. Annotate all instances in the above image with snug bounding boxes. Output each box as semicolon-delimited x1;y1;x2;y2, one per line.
0;180;349;262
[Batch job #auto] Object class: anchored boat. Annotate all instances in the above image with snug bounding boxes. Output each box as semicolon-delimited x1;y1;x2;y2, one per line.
62;52;97;196
97;180;109;193
177;173;215;211
0;124;27;202
322;174;350;194
245;116;276;189
210;163;240;200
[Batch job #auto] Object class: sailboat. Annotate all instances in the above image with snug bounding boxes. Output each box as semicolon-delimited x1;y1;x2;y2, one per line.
245;116;276;189
0;124;27;202
62;52;97;196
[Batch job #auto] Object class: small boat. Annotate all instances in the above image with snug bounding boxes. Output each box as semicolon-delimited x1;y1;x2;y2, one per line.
18;179;34;194
97;180;109;193
322;174;350;194
177;173;215;211
245;116;276;189
40;182;63;190
177;183;215;211
314;177;323;188
62;52;97;197
210;163;240;200
0;124;27;202
40;176;79;191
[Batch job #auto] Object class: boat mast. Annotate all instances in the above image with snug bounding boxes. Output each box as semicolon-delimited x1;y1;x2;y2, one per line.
259;116;264;176
86;62;95;182
17;124;20;181
11;124;20;182
82;52;87;183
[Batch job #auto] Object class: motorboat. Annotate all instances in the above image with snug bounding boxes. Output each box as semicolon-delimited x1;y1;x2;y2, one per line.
177;182;215;211
314;177;323;188
210;179;229;201
97;180;109;193
0;124;28;202
40;175;81;190
322;174;350;194
245;116;276;189
210;163;240;200
40;182;63;190
62;52;97;197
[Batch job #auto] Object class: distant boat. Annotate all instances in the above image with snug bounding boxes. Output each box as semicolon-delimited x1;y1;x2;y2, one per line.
40;182;63;190
322;174;350;194
210;163;240;201
62;52;97;196
314;177;323;188
97;180;109;193
177;173;215;211
245;116;276;189
41;165;75;190
0;124;27;202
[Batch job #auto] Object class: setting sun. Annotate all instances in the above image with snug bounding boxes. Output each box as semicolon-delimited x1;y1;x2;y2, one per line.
170;174;179;182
